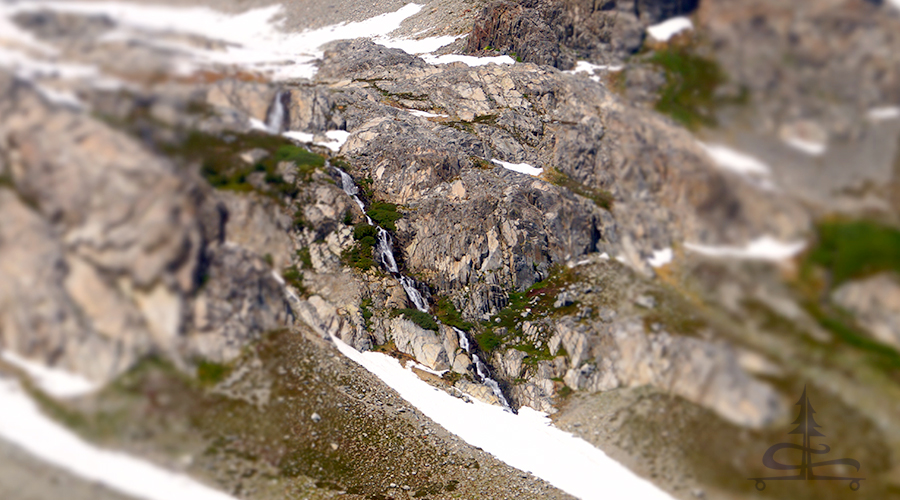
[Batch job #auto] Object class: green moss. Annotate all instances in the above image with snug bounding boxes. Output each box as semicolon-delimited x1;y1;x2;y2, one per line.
649;47;745;130
395;308;438;331
804;219;900;287
366;202;402;231
543;167;614;211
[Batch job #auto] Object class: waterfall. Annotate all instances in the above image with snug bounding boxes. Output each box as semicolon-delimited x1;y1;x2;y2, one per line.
453;327;513;412
332;165;512;411
265;90;287;134
399;275;428;312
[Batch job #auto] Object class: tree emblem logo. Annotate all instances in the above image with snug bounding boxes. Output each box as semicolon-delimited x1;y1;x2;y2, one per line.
749;386;864;491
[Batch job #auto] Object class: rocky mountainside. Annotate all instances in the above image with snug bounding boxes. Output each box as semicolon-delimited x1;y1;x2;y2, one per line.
2;0;900;499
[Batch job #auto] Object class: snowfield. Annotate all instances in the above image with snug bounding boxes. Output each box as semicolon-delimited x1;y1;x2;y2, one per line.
0;375;236;500
331;337;674;500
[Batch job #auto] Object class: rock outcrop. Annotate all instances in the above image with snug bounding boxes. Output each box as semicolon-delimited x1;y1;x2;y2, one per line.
0;73;291;383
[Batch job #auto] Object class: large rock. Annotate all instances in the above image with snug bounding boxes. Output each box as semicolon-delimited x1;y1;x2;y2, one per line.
0;73;289;382
832;273;900;351
390;317;450;371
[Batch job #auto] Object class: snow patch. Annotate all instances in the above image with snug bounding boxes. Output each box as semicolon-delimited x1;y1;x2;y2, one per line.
684;236;806;261
407;109;449;118
491;159;543;176
3;2;425;81
783;136;826;156
378;35;462;55
565;61;623;82
867;106;900;122
282;130;315;143
646;16;693;42
330;337;673;500
281;130;350;151
0;377;236;500
320;130;351;152
1;351;97;399
421;54;516;67
699;143;771;176
648;248;673;268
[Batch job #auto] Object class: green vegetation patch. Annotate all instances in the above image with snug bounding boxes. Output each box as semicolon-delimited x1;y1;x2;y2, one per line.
434;297;473;332
169;131;323;200
366;202;402;231
282;265;306;295
394;308;439;331
342;223;378;271
649;47;745;130
359;298;374;330
804;219;900;287
196;360;231;386
297;247;313;269
544;168;614;211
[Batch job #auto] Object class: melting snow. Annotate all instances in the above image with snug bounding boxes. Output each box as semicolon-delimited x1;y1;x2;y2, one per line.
331;337;673;500
1;351;97;399
491;159;543;176
648;248;673;268
0;377;236;500
684;236;806;261
421;54;516;66
646;17;693;42
867;106;900;122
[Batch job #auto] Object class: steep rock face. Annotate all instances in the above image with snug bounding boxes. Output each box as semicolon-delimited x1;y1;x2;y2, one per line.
466;0;701;67
317;40;807;293
0;74;290;382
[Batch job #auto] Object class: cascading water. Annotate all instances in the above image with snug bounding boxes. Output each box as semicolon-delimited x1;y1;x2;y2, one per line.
453;326;512;411
332;165;512;411
265;90;287;134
